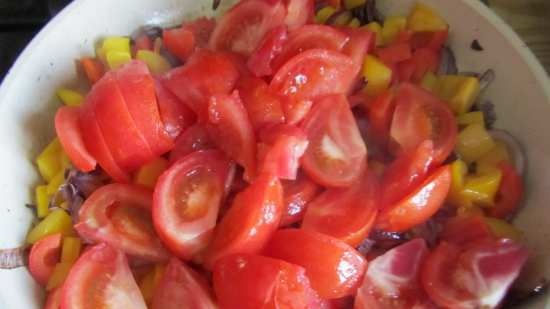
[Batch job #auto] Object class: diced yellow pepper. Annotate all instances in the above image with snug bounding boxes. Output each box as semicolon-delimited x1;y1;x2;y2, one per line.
136;50;172;75
420;72;438;92
485;217;523;242
36;139;63;182
26;209;73;244
102;36;131;55
315;6;338;24
462;168;503;207
364;22;383;46
381;16;407;45
458;111;485;127
435;75;480;115
362;55;392;96
456;124;496;163
46;262;72;291
35;185;50;219
476;141;511;174
447;159;471;208
134;157;169;189
332;11;353;26
56;88;84;107
348;18;361;28
407;3;448;32
61;237;82;264
106;50;132;70
46;169;65;195
344;0;366;10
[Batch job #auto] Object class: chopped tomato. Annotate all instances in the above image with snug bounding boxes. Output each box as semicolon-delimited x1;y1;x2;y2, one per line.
75;183;169;262
213;254;326;309
342;27;375;83
283;0;313;29
355;239;433;309
162;50;240;121
302;172;379;247
300;94;367;187
134;34;153;52
152;258;217;309
55;106;97;172
204;174;283;269
207;90;257;180
163;27;195;62
376;165;451;232
280;173;321;226
153;151;234;260
236;76;285;131
410;48;440;83
281;97;313;125
390;93;432;153
80;57;104;85
169;124;215;164
209;0;286;57
182;17;217;49
28;233;62;286
44;287;62;309
421;239;529;309
410;30;448;51
264;229;367;299
376;43;412;65
366;90;395;152
489;162;524;219
60;243;147;309
247;25;288;77
440;215;493;246
154;78;196;140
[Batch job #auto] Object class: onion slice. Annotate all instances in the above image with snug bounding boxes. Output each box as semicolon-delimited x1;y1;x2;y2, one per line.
0;246;27;269
489;129;526;176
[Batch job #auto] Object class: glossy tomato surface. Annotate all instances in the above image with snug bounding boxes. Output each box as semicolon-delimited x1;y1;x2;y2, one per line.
279;173;322;227
55;106;96;172
169;124;215;164
28;233;62;286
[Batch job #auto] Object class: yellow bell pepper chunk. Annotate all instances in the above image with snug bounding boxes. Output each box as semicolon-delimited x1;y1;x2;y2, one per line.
46;169;65;195
447;160;471;208
332;11;353;26
435;75;480;115
381;16;407;45
485;217;523;242
136;50;172;75
106;50;132;70
61;237;82;264
134;157;169;189
457;111;485;127
362;55;392;96
46;262;73;291
344;0;366;10
36;139;63;182
462;168;503;208
315;6;337;24
407;3;448;32
56;88;84;107
102;36;131;55
476;141;511;174
420;72;438;92
35;185;50;219
456;124;496;163
348;18;361;28
364;22;383;46
26;209;73;244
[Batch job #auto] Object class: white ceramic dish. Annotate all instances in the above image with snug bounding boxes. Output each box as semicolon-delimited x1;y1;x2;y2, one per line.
0;0;549;308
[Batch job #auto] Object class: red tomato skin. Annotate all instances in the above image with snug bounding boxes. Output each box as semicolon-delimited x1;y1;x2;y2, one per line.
75;183;170;262
163;27;195;62
152;258;217;309
209;0;286;56
168;124;215;164
55;106;97;172
162;50;240;121
264;229;367;299
236;76;286;131
342;27;374;86
60;243;147;309
204;174;283;270
439;215;493;246
154;78;196;140
376;165;451;232
390;95;432;154
366;91;395;150
280;174;322;226
247;25;288;77
489;162;524;219
183;17;217;49
410;30;448;51
28;233;62;286
153;150;233;260
410;48;440;83
44;287;62;309
376;43;412;65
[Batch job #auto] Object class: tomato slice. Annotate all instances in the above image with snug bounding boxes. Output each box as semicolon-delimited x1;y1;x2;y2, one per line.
204;173;283;269
355;239;433;309
209;0;286;56
341;27;374;83
421;239;529;309
75;183;169;262
247;25;288;77
44;287;62;309
154;78;196;140
376;165;451;232
28;233;62;286
115;60;174;155
183;17;217;49
367;90;396;150
283;0;313;29
440;215;493;246
163;27;195;62
169;124;215;164
390;94;432;153
264;229;367;299
55;106;97;172
162;50;240;121
489;162;524;219
153;150;233;260
271;25;349;72
300;94;367;187
152;258;217;309
60;243;147;309
213;254;326;309
207;90;257;180
236;76;285;131
377;43;412;65
280;173;321;226
302;172;378;247
410;30;448;52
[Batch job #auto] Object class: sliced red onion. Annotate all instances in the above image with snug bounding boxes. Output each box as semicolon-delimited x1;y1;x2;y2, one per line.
438;47;458;75
478;100;497;129
479;68;496;93
0;246;27;269
489;129;526;176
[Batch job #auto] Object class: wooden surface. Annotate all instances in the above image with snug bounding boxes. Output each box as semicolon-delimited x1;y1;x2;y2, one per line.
490;0;550;72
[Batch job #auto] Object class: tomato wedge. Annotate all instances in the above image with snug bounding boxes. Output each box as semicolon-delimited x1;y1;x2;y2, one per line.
264;229;367;299
342;27;374;83
154;78;196;140
204;173;283;269
207;90;257;180
283;0;313;29
367;90;396;150
183;17;217;49
209;0;286;57
439;215;493;246
169;124;215;164
421;239;529;309
302;172;378;247
489;162;524;219
300;94;367;187
60;243;147;309
247;26;288;77
162;27;195;62
55;106;96;172
44;287;62;309
280;173;321;227
28;233;62;286
213;254;326;309
153;150;233;260
75;183;169;262
236;76;285;131
151;258;217;309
